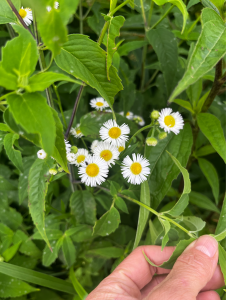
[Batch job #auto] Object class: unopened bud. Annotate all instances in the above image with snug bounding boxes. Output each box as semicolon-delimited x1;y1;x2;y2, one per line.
146;137;158;146
58;167;64;173
150;110;160;120
49;168;57;175
71;146;78;154
158;132;167;140
0;256;4;262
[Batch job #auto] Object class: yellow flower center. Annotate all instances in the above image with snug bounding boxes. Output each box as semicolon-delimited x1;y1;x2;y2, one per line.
108;127;121;139
19;9;27;18
130;162;142;175
76;129;81;135
126;112;130;117
164;115;175;128
118;146;125;152
96;102;104;107
86;163;99;177
100;150;112;162
77;155;86;164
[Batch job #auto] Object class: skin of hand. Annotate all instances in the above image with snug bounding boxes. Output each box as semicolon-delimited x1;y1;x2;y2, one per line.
86;235;224;300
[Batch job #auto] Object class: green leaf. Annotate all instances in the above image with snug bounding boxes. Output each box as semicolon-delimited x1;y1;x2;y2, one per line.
197;113;226;163
0;65;18;90
87;247;124;258
198;158;219;203
13;230;41;258
2;241;21;262
110;181;120;196
149;219;159;245
201;1;224;18
0;175;17;191
212;229;226;242
3;133;23;173
147;28;178;96
173;99;194;113
58;0;80;25
0;273;38;298
168;10;226;102
187;0;200;10
133;181;150;249
0;0;19;24
26;72;82;92
186;79;202;109
195;90;210;114
219;244;226;285
69;267;87;300
177;216;206;233
42;238;62;267
55;35;123;109
189;191;220;213
118;40;148;56
115;197;129;214
70;190;96;225
62;235;76;267
216;193;226;235
0;262;76;295
159;218;171;249
28;158;52;249
107;16;125;80
32;229;63;241
0;123;11;132
93;207;121;237
7;92;56;156
196;144;216;157
147;123;193;209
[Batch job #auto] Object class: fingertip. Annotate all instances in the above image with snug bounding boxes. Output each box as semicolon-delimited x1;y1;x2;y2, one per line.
197;291;220;300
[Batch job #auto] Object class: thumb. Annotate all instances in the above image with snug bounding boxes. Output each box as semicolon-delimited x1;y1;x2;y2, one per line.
148;235;219;300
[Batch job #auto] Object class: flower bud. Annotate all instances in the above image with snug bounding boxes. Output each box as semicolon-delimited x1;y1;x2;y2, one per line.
0;256;4;262
158;132;167;140
71;146;78;154
150;110;160;120
146;137;158;146
49;168;57;175
58;167;64;173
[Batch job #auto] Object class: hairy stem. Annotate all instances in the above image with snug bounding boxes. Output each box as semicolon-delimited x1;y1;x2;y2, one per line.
98;21;109;45
109;0;130;16
79;0;83;34
53;85;67;129
149;5;174;31
126;123;154;148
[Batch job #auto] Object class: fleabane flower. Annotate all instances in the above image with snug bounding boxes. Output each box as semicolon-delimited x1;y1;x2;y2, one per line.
121;154;150;185
125;111;134;120
93;142;119;167
70;124;84;138
117;142;125;153
133;115;145;126
74;149;89;166
91;140;100;153
19;7;33;26
67;153;77;164
64;139;71;154
47;1;59;11
37;149;47;159
78;156;109;187
158;108;184;135
90;97;109;111
99;119;130;146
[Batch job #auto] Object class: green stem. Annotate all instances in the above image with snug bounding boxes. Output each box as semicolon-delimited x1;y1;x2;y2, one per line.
98;21;109;46
82;0;95;20
140;0;147;28
149;5;174;31
161;215;196;238
79;0;83;34
53;85;67;129
81;137;88;150
6;24;15;38
109;0;130;16
126;123;154;148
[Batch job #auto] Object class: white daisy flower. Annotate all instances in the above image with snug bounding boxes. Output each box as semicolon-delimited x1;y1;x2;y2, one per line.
19;7;33;26
117;142;125;153
74;149;89;166
90;97;109;111
99;119;130;146
158;108;184;135
46;1;59;11
78;156;109;187
37;149;47;159
67;153;77;164
119;111;124;116
133;115;145;126
64;139;71;154
105;109;112;113
91;140;100;153
70;124;84;138
121;153;150;185
125;111;134;120
93;142;119;167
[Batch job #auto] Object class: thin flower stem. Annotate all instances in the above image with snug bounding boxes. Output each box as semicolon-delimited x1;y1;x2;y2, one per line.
140;0;147;28
82;0;96;20
126;124;154;148
109;0;130;16
53;85;67;129
65;85;85;139
79;0;83;34
149;5;174;31
98;21;109;46
81;138;89;150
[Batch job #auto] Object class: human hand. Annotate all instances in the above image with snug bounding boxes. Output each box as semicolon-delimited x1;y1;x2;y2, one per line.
86;235;224;300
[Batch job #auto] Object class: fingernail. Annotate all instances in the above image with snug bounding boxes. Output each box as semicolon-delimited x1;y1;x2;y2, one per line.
195;235;218;258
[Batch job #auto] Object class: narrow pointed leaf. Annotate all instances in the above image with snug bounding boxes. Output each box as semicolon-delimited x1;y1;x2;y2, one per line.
3;133;23;173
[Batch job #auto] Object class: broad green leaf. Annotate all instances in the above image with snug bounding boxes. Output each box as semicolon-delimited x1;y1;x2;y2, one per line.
147;28;178;96
197;113;226;163
147;123;193;209
173;99;194;114
93;207;121;237
87;247;124;258
62;235;76;267
115;197;129;214
149;219;159;245
0;273;38;298
32;229;63;241
201;7;220;23
133;181;150;249
110;181;121;196
55;35;123;109
70;190;96;225
216;194;226;235
107;16;125;80
144;238;195;269
177;216;206;233
168;10;226;102
7;92;56;156
0;262;76;294
3;133;23;173
198;158;219;203
187;0;200;10
28;158;52;249
2;241;21;262
189;191;220;213
159;218;171;249
0;123;11;132
0;175;17;191
202;1;224;17
42;238;63;267
57;0;80;25
13;230;41;258
212;229;226;242
195;144;216;157
219;244;226;285
26;72;82;92
0;207;22;231
69;267;88;300
118;40;148;56
0;0;20;24
0;65;18;90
